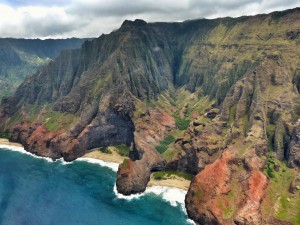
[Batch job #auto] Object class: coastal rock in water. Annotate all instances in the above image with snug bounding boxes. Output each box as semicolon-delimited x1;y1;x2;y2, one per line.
116;107;175;195
116;158;152;195
116;131;166;195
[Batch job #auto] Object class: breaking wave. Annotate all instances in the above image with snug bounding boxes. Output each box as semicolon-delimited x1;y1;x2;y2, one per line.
75;158;119;172
0;143;195;224
0;144;53;162
113;185;196;224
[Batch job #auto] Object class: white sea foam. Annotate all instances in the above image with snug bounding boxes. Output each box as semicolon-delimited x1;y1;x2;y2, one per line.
56;158;73;165
0;144;53;162
75;158;119;172
186;219;196;225
114;184;186;207
113;184;146;200
0;144;120;171
0;144;195;223
0;144;74;165
113;184;196;224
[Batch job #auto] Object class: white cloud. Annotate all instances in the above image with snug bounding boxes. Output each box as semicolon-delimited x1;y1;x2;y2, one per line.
0;0;298;38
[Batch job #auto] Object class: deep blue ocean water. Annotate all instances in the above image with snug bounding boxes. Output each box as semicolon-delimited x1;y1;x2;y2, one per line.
0;147;193;225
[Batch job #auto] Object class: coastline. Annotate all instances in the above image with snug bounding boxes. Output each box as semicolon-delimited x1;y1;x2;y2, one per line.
148;175;190;190
82;147;125;164
82;148;191;191
0;139;190;191
0;138;23;147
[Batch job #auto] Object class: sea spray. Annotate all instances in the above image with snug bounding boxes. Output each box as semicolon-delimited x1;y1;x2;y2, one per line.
75;158;119;172
0;144;53;162
113;184;186;207
114;185;196;225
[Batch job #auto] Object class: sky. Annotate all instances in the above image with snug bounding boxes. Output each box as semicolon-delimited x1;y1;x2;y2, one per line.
0;0;298;39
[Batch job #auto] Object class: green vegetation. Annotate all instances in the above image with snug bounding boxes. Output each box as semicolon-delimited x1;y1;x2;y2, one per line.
174;114;190;130
217;196;234;219
115;144;131;157
155;135;176;153
0;38;87;98
122;159;129;168
0;133;11;139
99;146;112;154
262;156;300;224
152;170;193;181
162;148;180;161
7;112;22;128
266;125;275;152
228;105;237;125
265;156;276;178
43;110;75;132
195;189;202;200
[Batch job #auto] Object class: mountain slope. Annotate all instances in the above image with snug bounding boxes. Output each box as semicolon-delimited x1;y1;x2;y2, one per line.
0;38;90;98
0;8;300;225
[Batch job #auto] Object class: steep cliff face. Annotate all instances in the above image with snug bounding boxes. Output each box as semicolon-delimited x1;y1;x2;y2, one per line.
0;38;90;98
168;9;300;224
1;7;300;225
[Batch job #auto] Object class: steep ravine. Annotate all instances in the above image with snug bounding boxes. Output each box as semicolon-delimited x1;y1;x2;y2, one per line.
0;7;300;225
0;38;90;98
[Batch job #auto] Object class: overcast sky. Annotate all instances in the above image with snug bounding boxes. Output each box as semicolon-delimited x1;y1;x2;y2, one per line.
0;0;298;39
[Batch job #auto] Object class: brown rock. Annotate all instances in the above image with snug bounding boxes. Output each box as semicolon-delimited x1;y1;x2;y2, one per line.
185;151;233;225
234;171;268;225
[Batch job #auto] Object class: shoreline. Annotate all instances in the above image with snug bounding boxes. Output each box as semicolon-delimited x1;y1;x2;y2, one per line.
82;148;191;191
0;138;23;147
0;138;190;191
0;138;196;225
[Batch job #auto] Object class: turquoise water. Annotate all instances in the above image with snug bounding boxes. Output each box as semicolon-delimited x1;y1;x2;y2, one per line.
0;147;193;225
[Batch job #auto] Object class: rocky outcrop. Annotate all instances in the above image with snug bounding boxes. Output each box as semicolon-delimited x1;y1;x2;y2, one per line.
185;151;233;224
288;120;300;168
116;137;165;194
234;171;268;225
172;53;300;223
289;177;300;194
185;151;268;225
117;107;176;194
9;93;135;161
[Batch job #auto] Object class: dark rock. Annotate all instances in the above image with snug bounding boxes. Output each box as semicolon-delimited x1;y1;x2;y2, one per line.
288;120;300;168
286;29;300;40
289;177;300;194
206;109;219;119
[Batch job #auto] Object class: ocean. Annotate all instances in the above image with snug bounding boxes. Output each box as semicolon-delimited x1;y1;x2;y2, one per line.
0;145;194;225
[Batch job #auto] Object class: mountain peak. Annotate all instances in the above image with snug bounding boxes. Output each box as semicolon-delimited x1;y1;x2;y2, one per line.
121;19;147;28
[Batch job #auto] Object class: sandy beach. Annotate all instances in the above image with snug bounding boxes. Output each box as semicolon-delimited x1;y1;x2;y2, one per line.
83;147;191;191
0;138;23;147
82;147;127;164
0;139;191;191
148;175;190;190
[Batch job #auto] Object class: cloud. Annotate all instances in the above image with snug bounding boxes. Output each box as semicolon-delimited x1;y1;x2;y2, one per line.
67;0;189;17
0;0;298;38
2;0;72;7
0;4;84;38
